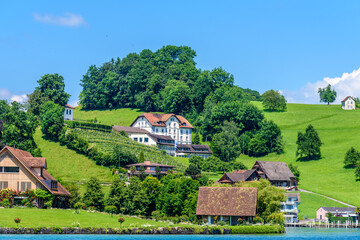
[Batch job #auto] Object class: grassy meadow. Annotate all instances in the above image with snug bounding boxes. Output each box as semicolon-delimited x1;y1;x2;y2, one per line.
34;129;113;194
239;102;360;206
0;208;170;228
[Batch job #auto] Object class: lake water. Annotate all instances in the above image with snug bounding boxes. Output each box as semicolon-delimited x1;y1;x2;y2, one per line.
1;228;360;240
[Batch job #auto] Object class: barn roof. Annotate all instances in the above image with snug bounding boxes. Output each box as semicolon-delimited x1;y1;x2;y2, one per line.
253;161;295;181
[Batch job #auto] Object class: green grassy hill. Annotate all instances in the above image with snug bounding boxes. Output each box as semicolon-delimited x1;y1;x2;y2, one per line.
239;102;360;206
72;104;360;208
34;129;113;193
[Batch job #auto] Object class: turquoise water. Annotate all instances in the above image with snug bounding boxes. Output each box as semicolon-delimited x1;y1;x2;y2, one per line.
1;228;360;240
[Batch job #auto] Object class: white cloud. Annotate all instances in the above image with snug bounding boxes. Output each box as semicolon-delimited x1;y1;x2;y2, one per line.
33;13;87;27
10;94;28;103
282;67;360;104
0;88;28;103
69;100;79;107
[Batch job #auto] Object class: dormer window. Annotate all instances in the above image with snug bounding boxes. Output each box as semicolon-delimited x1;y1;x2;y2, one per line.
51;181;58;190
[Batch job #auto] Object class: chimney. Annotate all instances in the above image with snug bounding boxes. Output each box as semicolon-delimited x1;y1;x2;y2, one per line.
144;160;151;165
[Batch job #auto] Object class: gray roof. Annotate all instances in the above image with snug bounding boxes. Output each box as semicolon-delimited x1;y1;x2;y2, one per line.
321;207;356;213
253;161;295;181
221;169;257;182
176;144;212;154
285;193;301;202
112;126;149;134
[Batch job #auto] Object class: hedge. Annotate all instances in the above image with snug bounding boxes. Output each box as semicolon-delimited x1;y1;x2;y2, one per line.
66;121;112;132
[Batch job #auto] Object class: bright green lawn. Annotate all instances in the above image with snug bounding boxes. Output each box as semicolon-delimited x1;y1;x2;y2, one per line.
238;102;360;206
74;107;156;126
34;129;113;186
298;192;348;219
0;208;171;228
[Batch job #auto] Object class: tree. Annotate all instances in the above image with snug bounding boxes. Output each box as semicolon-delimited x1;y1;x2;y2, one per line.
344;147;360;168
112;145;138;167
161;80;192;114
138;165;147;181
326;212;333;222
28;73;70;115
258;120;284;154
40;101;64;140
139;151;145;162
296;124;322;160
155;166;162;179
355;162;360;181
211;121;241;163
192;132;200;144
248;135;269;157
83;177;104;211
262;89;287;111
185;164;201;179
288;163;300;182
318;84;337;105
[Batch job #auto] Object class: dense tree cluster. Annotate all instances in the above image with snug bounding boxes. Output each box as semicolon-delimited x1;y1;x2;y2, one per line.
296;124;322;160
78;46;280;160
0;100;41;156
189;156;246;173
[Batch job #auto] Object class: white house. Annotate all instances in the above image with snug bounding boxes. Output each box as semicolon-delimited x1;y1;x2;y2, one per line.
64;104;75;120
341;96;356;110
130;113;193;145
281;193;300;223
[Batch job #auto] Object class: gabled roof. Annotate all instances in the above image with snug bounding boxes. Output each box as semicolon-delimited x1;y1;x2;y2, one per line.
196;187;257;216
253;161;296;181
219;169;257;183
130;113;193;129
112;126;150;134
319;207;356;213
176;144;212;154
341;96;354;103
0;146;70;196
65;104;75;109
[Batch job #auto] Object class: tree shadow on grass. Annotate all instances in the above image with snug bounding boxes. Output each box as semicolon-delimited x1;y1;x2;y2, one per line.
263;109;287;113
296;155;322;162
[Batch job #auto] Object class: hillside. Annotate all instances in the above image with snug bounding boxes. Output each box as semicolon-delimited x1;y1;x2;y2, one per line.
239;102;360;206
73;104;360;207
34;129;113;191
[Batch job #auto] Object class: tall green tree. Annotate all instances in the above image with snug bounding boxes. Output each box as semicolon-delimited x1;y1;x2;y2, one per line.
28;73;70;115
40;101;64;140
184;163;201;179
318;84;337;105
161;80;192;114
0;100;40;155
262;89;287;111
296;124;322;160
192;132;200;144
344;147;360;168
83;177;104;211
211;121;242;162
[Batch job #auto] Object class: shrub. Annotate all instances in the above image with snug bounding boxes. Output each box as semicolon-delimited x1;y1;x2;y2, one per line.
74;202;86;213
266;212;285;225
253;216;264;224
118;217;125;227
105;205;118;216
14;218;21;226
44;201;53;209
1;199;10;208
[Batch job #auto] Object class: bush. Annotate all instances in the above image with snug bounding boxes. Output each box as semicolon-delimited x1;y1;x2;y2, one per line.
105;205;118;216
74;202;86;213
253;216;264;224
66;120;112;132
266;212;285;225
44;201;52;209
1;199;10;208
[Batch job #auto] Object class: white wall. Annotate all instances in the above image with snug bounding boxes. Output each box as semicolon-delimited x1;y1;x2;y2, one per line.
63;107;73;120
128;133;157;146
342;99;355;110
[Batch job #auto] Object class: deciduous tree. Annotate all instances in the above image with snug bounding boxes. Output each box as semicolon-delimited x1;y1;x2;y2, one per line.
296;124;322;160
343;147;360;168
318;84;337;105
262;89;287;111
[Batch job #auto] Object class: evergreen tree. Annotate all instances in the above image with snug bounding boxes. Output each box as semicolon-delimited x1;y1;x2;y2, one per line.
296;124;322;160
344;147;360;168
83;177;104;211
185;163;201;179
139;151;145;162
355;162;360;181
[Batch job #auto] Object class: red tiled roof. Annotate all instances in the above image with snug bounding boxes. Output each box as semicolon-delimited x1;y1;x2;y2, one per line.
341;96;353;102
196;187;257;216
131;113;193;129
65;104;75;109
0;146;71;196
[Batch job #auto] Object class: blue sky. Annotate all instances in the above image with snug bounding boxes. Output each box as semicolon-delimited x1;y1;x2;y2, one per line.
2;0;360;105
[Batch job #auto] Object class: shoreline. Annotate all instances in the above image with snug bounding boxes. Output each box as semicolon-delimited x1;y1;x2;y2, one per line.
0;225;285;235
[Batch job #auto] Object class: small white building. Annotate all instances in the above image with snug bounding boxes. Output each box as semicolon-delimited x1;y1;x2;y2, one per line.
281;193;300;223
341;96;356;110
317;207;357;222
130;113;193;145
63;104;75;120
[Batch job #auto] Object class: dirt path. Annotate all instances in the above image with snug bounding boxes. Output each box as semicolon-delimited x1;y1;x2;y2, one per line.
299;188;356;208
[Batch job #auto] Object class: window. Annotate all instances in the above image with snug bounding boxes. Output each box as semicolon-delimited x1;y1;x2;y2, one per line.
139;138;143;142
51;181;58;190
150;167;156;171
162;129;164;133
69;110;72;115
144;138;149;142
134;137;138;141
0;167;19;173
66;109;68;114
181;130;183;134
21;182;31;191
0;181;8;189
186;130;188;134
156;128;158;132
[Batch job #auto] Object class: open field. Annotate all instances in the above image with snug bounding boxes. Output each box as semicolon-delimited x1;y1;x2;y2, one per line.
34;129;113;194
0;208;171;228
73;107;150;126
238;102;360;206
